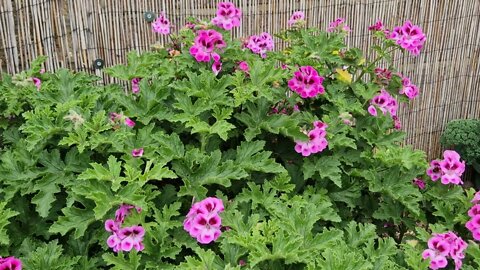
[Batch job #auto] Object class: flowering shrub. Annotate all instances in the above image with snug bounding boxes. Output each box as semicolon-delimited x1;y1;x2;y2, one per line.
2;3;480;269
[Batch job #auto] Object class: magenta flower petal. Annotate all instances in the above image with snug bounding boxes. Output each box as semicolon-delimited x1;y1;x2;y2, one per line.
131;148;144;157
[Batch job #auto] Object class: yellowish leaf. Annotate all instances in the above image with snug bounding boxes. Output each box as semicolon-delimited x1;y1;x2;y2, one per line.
335;68;352;84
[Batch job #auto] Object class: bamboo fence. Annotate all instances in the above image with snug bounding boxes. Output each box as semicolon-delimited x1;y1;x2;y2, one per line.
1;0;479;162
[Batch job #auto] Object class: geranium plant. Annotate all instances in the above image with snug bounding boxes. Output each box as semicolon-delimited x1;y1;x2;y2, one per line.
1;2;480;269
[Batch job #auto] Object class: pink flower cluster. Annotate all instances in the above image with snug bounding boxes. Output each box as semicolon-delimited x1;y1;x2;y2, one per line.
246;32;274;58
288;66;325;98
466;191;480;240
426;150;465;185
0;257;22;270
152;12;170;35
399;75;419;100
368;20;384;31
211;2;241;30
288;11;305;27
367;89;398;118
422;232;467;270
190;29;226;74
190;30;226;63
327;17;351;33
131;78;141;94
294;121;328;157
183;197;224;244
389;20;426;56
109;113;136;128
105;204;144;252
374;67;392;85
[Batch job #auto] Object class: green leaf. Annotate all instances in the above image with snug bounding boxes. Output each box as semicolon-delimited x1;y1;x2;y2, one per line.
303;155;342;187
31;174;62;217
103;252;141;270
0;202;19;246
78;155;125;192
174;149;248;197
21;240;80;270
235;140;286;174
344;221;377;249
140;160;177;184
49;205;96;239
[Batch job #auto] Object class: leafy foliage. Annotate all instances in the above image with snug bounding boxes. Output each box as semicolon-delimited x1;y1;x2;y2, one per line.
0;11;476;270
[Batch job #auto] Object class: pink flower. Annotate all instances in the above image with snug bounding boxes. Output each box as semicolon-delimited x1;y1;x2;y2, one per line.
466;215;480;232
468;204;480;217
466;192;480;241
118;226;145;252
131;148;144;157
124;117;136;128
368;20;384;31
367;105;378;116
211;2;242;30
246;32;274;58
472;191;480;203
0;257;22;270
32;77;41;91
422;232;467;270
288;66;325;98
131;78;141;94
115;204;141;224
393;115;401;130
238;61;249;72
294;121;328;157
427;160;442;181
426;152;466;185
413;178;426;189
183;197;224;244
374;68;392;85
109;112;121;123
189;30;226;63
152;12;170;35
327;17;351;33
288;11;305;27
105;204;144;252
368;89;398;118
399;75;419;99
212;61;222;75
389;20;426;56
105;219;120;232
439;150;465;185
